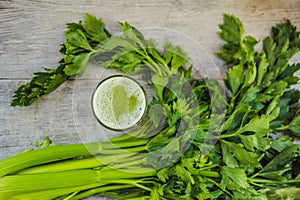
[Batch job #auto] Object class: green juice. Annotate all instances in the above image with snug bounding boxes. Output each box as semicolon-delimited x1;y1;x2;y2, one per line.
92;76;147;130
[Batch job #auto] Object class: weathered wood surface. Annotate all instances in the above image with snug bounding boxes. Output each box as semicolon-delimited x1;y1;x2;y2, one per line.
1;0;300;179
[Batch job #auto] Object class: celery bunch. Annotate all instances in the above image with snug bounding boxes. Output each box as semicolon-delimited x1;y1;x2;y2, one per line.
1;14;300;200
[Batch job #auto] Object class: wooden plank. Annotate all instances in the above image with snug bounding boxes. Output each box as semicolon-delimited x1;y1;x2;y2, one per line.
1;0;299;78
0;80;81;159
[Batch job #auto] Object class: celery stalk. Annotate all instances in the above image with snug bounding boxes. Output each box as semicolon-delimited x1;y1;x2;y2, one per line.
0;170;99;199
0;134;148;178
17;153;137;175
0;168;156;199
9;183;105;200
68;184;135;200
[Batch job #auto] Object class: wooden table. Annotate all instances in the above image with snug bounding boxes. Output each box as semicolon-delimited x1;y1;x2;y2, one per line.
1;0;300;187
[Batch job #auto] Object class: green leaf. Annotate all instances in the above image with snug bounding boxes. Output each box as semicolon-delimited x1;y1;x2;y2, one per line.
63;40;84;55
221;114;271;138
279;63;300;85
194;181;213;200
220;166;250;190
226;64;244;95
163;42;175;65
163;42;189;72
170;50;188;72
264;80;288;97
217;14;247;64
238;115;270;135
148;39;167;66
150;184;164;200
66;21;85;32
261;144;300;173
258;167;291;180
64;29;92;51
242;60;257;89
149;104;167;128
10;14;111;106
271;135;293;152
238;35;259;64
64;53;91;76
237;86;261;107
221;140;260;168
36;137;52;147
121;21;145;43
84;13;109;42
218;14;244;45
151;74;168;102
222;104;250;132
44;73;68;94
101;36;137;51
157;167;170;182
240;133;271;152
266;187;300;200
257;52;268;85
221;140;239;168
102;50;144;73
263;19;300;83
217;43;240;64
266;96;279;116
175;164;194;184
11;65;68;106
287;111;300;137
261;71;275;87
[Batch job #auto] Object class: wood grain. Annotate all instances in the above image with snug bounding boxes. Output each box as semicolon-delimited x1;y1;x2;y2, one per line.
0;1;300;199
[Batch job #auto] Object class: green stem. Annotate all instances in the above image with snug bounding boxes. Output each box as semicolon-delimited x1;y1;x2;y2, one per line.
106;133;135;142
147;54;171;76
143;60;160;75
0;132;146;178
0;143;97;178
101;179;153;192
69;184;136;200
249;178;300;184
249;181;265;188
193;170;221;178
0;170;100;199
62;191;79;200
218;133;238;139
111;155;147;169
0;167;156;199
276;125;289;131
17;153;138;174
8;183;105;200
109;138;149;149
206;178;233;198
98;167;156;181
97;145;147;155
198;164;219;171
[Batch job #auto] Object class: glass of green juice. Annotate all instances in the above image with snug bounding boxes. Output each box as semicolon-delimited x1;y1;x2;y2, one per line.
92;75;147;131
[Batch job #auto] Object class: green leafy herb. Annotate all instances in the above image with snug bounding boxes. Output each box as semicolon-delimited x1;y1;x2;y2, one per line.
11;13;110;106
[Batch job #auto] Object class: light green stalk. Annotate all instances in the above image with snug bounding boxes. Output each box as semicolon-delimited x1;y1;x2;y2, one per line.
0;134;148;178
0;168;156;199
9;183;105;200
68;185;137;200
17;153;137;175
0;143;97;178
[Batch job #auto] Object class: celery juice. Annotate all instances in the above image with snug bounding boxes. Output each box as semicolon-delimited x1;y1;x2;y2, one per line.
92;76;146;130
